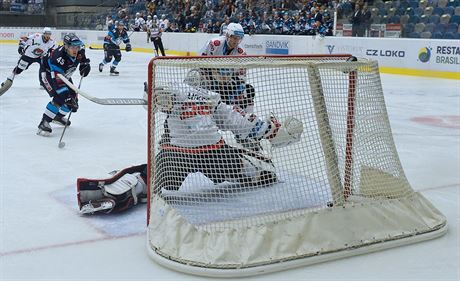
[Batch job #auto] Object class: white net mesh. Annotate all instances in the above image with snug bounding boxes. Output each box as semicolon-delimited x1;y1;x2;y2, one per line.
148;56;412;228
146;56;446;274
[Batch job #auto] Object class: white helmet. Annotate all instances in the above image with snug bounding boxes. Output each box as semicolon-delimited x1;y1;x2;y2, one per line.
226;23;244;39
43;27;52;35
136;12;140;17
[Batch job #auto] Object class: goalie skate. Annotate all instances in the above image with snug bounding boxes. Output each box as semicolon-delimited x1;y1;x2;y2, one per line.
80;199;115;214
0;78;13;97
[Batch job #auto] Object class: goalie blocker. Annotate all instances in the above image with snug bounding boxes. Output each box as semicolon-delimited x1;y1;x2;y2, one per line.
77;164;148;214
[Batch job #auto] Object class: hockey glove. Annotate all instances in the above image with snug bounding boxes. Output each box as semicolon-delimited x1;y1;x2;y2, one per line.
65;96;79;112
17;46;24;55
125;43;132;52
79;59;91;77
265;116;304;148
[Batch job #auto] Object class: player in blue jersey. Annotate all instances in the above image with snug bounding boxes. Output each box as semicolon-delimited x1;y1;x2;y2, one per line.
98;21;132;76
37;33;91;136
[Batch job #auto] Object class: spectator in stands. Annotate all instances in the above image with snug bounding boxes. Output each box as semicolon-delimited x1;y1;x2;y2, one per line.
363;3;372;36
220;16;231;35
350;2;366;37
145;0;156;16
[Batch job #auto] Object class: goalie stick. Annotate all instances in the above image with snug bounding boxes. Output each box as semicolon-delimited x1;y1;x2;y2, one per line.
57;73;147;105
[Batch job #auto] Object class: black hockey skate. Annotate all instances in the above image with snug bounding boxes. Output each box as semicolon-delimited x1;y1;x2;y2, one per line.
110;66;119;76
52;114;71;126
37;119;52;136
98;63;104;72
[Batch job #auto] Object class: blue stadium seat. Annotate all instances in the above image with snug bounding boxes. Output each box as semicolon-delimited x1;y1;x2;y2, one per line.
443;32;455;38
409;0;419;8
415;7;424;16
420;14;430;23
408;14;420;23
431;31;443;38
409;31;421;37
444;6;455;15
433;7;444;15
395;7;404;15
456;32;460;39
429;14;441;23
424;22;436;32
446;22;458;32
451;15;460;24
405;22;415;33
434;23;448;32
399;0;410;10
447;0;458;6
390;15;401;23
406;7;414;16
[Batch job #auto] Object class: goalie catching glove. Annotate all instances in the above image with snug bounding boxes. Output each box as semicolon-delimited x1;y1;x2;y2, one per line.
263;115;304;148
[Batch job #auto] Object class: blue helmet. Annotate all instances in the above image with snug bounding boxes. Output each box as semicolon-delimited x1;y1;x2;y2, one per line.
63;33;83;48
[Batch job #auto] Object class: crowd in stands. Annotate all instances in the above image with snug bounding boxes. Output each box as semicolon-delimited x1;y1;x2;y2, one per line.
0;0;45;14
92;0;357;37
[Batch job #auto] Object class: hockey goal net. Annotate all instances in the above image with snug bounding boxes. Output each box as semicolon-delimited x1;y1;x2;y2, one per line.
146;55;446;277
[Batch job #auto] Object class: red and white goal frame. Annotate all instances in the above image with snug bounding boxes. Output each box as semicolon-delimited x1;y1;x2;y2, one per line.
145;54;447;277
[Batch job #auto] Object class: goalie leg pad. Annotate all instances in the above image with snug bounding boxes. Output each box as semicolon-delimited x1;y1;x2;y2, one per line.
77;164;147;214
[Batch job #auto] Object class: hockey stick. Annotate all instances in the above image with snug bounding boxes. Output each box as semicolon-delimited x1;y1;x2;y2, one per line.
89;46;127;51
57;73;147;105
58;77;83;148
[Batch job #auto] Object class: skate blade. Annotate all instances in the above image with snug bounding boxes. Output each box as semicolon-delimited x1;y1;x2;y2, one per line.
110;73;119;76
36;129;51;137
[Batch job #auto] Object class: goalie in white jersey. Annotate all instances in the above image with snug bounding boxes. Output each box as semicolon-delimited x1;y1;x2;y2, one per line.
0;27;56;96
153;82;304;193
76;82;303;215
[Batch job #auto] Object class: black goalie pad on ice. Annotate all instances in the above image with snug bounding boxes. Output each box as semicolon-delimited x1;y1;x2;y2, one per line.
77;164;147;214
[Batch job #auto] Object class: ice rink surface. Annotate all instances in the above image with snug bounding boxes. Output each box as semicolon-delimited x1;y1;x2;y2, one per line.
0;44;459;281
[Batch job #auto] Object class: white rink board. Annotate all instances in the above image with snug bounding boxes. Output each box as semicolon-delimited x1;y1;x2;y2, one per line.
0;27;458;75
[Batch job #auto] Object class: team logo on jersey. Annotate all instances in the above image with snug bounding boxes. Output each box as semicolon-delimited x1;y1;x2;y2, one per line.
237;48;244;54
32;48;44;56
213;40;221;46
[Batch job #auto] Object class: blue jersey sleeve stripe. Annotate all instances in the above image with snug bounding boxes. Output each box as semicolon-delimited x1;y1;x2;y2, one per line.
49;59;65;74
56;86;69;94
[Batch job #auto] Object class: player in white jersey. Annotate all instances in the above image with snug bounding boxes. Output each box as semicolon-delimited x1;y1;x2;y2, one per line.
158;14;169;30
132;12;146;31
196;23;256;113
146;15;153;43
0;27;56;96
153;82;303;193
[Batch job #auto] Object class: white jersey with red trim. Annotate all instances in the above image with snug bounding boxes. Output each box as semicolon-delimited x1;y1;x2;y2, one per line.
20;33;56;59
165;83;270;148
199;36;246;56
